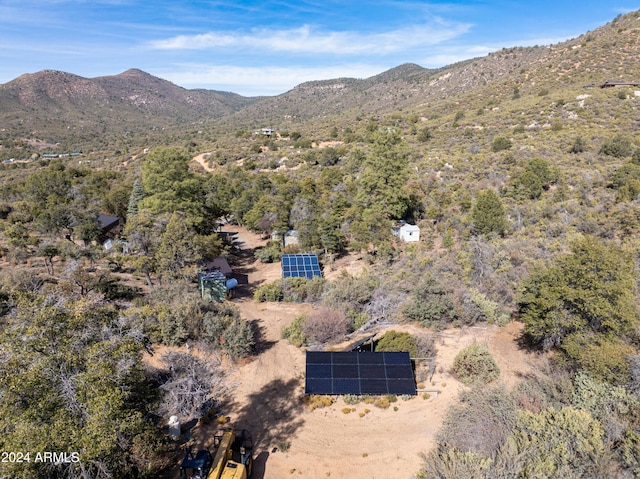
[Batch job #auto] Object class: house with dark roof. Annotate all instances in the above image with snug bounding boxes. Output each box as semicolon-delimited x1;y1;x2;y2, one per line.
600;80;640;88
97;214;121;241
202;256;233;277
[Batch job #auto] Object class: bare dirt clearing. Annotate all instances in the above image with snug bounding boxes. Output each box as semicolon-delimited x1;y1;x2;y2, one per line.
171;227;543;479
192;152;215;172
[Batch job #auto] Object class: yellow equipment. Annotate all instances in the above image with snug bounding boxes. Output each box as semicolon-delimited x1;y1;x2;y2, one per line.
207;429;253;479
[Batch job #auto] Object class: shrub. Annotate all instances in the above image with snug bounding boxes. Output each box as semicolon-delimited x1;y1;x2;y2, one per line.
452;344;500;385
281;315;307;347
220;319;254;359
294;138;312;149
600;134;633;158
437;385;516;455
403;276;457;326
343;394;360;405
254;281;283;302
282;276;326;302
491;137;512;152
519;236;638;382
515;407;605;477
321;272;377;315
512;366;575;413
561;333;635;384
156;351;225;421
375;330;419;357
276;441;290;452
610;163;640;195
417;127;432;142
468;288;508;324
570;136;587;154
304;395;334;411
302;307;349;343
254;242;282;263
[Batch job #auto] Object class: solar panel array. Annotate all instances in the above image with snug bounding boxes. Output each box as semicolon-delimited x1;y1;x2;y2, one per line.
305;352;416;395
281;254;322;279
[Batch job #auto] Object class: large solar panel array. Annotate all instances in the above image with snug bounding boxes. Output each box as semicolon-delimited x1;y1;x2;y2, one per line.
281;254;322;279
305;351;416;395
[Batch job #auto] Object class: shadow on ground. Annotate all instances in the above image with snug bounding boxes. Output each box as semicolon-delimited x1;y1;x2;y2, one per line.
250;319;277;355
225;377;305;467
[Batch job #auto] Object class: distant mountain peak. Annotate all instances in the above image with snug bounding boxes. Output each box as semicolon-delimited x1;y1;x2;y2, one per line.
116;68;156;79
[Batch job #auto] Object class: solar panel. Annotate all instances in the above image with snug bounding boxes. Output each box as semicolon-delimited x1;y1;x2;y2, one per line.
305;351;416;395
307;351;328;363
332;365;358;378
281;254;323;279
306;378;332;395
333;379;360;395
307;363;332;378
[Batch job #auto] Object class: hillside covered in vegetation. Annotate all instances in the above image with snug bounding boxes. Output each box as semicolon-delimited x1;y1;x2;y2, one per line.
1;9;640;479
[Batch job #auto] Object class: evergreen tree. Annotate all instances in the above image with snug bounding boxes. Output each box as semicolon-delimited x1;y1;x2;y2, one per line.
519;236;639;382
138;148;205;227
127;178;145;218
471;190;507;236
350;129;411;248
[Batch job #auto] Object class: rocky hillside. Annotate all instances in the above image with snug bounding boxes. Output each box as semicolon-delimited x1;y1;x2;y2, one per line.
229;11;640;128
0;68;259;144
0;10;638;148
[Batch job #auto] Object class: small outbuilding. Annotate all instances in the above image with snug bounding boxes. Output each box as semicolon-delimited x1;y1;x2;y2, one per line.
392;220;420;242
202;257;233;277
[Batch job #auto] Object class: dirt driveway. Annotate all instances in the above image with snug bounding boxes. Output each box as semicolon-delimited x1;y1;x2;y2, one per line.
183;227;542;479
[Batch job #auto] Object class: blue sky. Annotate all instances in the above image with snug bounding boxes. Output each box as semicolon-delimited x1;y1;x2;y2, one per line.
0;1;638;96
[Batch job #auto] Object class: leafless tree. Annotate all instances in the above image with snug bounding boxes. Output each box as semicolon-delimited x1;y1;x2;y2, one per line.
303;307;349;343
155;351;226;421
363;288;407;326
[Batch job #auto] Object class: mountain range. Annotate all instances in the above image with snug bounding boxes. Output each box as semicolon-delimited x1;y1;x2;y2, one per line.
0;10;639;149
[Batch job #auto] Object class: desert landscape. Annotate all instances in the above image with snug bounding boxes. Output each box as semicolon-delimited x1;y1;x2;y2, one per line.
162;226;543;479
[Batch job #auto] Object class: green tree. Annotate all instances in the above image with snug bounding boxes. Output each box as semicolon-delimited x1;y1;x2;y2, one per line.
610;163;640;201
124;211;163;288
570;136;587;154
471;190;507;236
0;293;167;478
519;236;639;382
350;129;411;248
139;148;206;227
37;243;59;275
358;129;410;219
127;178;145;218
417;127;432;142
156;213;202;276
517;169;543;199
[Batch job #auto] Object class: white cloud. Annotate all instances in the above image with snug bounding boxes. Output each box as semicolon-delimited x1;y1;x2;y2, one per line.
156;63;388;96
149;20;472;55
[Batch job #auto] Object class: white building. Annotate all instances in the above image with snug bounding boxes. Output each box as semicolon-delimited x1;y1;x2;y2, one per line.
393;220;420;242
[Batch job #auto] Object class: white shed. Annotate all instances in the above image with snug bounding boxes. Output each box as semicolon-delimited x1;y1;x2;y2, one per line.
393;221;420;242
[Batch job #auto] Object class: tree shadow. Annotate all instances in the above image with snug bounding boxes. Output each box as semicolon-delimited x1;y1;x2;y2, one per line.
515;328;541;353
225;377;305;460
224;231;264;299
250;319;276;355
